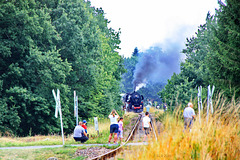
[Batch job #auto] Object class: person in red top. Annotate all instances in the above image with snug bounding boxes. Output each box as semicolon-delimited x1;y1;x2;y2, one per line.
82;120;87;133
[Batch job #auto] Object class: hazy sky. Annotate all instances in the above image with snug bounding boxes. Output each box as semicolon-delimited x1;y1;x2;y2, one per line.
90;0;219;57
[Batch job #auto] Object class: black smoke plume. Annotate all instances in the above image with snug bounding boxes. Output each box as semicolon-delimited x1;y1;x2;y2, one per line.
133;43;182;91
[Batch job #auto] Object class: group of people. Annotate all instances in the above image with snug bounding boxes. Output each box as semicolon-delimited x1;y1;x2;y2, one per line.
142;101;196;142
73;120;88;143
146;99;168;112
73;109;124;144
73;101;196;144
108;109;153;143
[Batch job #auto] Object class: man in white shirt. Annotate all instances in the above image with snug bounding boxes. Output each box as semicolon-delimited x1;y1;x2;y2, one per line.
108;109;119;144
142;112;152;142
183;102;196;132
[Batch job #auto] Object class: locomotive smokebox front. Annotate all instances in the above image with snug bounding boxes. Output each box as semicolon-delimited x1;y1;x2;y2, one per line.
124;91;144;113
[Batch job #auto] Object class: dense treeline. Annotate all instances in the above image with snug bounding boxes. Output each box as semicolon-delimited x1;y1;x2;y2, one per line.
0;0;124;136
160;0;240;106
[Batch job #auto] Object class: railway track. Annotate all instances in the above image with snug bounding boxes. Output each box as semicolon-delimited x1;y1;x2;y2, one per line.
91;113;157;160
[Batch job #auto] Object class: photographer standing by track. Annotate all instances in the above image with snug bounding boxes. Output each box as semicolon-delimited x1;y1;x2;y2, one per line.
108;109;119;144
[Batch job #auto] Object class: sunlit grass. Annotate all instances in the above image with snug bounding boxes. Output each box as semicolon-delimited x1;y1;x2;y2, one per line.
0;117;113;147
0;112;136;159
0;135;66;147
0;146;86;160
0;112;140;147
87;118;110;137
126;94;240;159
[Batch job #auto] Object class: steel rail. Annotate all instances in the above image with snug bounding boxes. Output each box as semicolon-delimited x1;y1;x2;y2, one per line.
91;113;143;160
150;116;158;141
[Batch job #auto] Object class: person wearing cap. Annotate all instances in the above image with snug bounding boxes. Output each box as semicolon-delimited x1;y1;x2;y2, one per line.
183;102;196;132
82;120;87;133
73;121;88;143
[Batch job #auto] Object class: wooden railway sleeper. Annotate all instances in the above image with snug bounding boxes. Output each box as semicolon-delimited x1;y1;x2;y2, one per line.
91;113;143;160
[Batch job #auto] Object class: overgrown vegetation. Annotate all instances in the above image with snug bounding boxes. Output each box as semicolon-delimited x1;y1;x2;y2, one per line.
126;94;240;159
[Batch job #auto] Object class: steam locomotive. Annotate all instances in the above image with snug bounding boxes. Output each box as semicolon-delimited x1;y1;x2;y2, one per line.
123;91;144;113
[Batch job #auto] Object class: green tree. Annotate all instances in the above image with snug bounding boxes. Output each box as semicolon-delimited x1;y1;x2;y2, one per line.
120;49;139;93
0;0;71;136
51;0;124;119
159;16;213;107
0;0;125;136
207;0;240;98
159;0;240;108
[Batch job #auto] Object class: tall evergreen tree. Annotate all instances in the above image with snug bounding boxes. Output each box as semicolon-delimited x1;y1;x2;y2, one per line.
120;48;139;93
207;0;240;98
132;47;139;57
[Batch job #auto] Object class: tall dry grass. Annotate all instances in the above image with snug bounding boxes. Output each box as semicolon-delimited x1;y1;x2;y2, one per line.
126;94;240;159
87;117;110;136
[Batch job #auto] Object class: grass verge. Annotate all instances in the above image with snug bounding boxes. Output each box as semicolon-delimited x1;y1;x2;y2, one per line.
0;117;112;147
0;146;86;160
